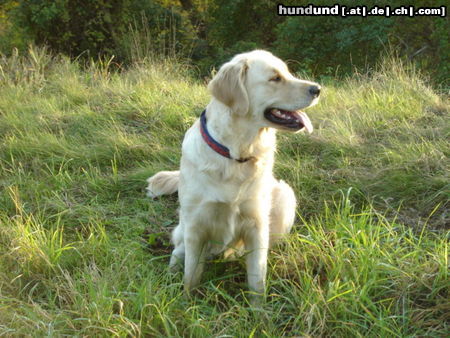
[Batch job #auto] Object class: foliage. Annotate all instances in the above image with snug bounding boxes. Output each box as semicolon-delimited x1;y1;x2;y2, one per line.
8;0;130;57
1;0;195;60
209;0;450;84
201;0;449;85
0;0;29;52
0;0;448;85
0;47;448;335
274;1;394;75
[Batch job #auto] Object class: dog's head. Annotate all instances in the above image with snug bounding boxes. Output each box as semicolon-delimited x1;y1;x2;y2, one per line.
208;50;320;133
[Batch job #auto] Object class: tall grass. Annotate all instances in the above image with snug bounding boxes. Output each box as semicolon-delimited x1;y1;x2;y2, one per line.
0;47;448;336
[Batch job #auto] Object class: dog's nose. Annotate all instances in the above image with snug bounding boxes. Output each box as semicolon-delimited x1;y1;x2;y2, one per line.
309;85;321;98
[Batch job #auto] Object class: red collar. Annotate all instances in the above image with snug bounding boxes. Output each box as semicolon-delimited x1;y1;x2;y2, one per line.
199;110;251;163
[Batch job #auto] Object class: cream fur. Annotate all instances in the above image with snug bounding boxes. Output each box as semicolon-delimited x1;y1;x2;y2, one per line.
146;170;180;198
146;50;320;303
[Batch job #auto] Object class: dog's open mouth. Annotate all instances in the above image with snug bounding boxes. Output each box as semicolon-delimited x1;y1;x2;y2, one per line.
264;108;313;133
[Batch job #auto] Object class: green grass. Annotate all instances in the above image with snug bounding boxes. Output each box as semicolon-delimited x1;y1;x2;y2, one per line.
0;47;448;336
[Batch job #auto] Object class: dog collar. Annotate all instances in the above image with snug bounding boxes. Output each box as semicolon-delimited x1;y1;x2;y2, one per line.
200;110;251;163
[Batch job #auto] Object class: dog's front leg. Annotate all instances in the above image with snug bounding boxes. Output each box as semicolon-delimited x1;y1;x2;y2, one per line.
183;232;207;294
244;218;269;305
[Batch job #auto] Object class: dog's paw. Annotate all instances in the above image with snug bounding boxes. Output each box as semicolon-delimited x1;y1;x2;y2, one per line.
145;185;158;199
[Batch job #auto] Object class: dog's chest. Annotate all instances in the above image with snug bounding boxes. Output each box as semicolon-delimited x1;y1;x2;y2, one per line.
202;199;254;254
206;167;262;204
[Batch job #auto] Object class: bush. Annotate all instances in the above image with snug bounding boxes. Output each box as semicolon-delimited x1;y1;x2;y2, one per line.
0;0;448;86
3;0;196;61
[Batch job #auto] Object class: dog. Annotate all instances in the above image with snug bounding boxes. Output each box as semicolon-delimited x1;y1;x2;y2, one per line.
146;50;320;303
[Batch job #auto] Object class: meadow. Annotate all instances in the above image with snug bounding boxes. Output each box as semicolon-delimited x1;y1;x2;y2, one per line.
0;47;448;336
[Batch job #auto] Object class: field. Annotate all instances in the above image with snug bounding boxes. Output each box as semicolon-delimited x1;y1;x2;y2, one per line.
0;47;448;336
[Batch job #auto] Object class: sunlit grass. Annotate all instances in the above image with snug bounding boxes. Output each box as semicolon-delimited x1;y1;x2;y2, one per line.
0;47;448;336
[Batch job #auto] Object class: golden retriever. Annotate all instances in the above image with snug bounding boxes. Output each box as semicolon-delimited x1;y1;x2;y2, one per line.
146;50;320;303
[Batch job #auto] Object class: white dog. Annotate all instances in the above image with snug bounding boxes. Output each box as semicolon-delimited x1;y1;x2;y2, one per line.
146;50;320;302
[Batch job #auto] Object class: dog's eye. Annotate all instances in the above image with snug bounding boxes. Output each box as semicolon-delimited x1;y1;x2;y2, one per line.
270;75;282;82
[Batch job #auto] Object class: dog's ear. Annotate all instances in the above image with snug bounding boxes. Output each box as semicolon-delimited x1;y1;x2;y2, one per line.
208;59;249;115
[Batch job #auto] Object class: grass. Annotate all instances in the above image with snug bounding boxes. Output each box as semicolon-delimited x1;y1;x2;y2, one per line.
0;46;448;336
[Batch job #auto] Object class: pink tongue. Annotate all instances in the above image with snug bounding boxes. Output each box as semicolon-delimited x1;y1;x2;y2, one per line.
297;111;313;134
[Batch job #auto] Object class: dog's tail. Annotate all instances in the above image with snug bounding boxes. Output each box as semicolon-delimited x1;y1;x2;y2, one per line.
146;170;180;198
